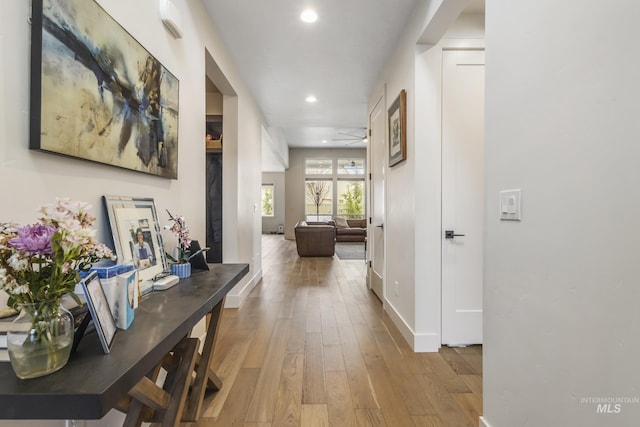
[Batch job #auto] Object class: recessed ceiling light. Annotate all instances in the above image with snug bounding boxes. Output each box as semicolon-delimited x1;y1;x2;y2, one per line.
305;95;317;103
322;140;327;144
300;9;318;23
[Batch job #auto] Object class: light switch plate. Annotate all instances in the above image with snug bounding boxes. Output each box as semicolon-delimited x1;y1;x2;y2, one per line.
499;189;521;221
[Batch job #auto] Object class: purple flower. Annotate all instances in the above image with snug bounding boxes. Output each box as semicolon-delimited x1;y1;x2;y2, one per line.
9;224;56;255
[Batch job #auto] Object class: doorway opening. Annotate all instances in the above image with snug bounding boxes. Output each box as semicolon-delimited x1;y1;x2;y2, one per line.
205;48;238;264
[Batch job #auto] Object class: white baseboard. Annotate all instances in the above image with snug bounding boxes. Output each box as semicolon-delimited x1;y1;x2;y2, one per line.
479;416;491;427
383;300;440;352
224;268;262;308
414;331;441;352
383;300;414;346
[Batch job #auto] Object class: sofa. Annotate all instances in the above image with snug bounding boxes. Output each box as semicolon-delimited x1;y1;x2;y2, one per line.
331;217;367;242
294;221;335;257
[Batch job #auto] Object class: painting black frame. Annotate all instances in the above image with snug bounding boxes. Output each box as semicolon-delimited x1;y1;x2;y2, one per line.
388;89;407;167
30;0;180;179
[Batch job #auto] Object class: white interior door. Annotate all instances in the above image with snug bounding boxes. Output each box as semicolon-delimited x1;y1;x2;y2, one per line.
368;95;385;300
441;50;485;345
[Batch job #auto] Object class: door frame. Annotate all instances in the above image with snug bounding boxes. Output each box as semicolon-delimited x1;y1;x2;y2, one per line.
440;48;485;345
367;89;386;302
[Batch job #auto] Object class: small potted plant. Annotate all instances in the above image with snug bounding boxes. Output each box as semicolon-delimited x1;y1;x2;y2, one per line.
165;210;206;278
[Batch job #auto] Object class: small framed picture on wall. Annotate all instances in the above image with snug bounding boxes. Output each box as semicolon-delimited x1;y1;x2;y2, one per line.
388;89;407;167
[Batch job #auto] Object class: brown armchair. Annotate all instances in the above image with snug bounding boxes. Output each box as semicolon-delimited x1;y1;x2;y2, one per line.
294;221;335;257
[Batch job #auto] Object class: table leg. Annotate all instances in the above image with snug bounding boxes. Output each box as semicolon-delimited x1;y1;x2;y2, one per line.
119;337;199;427
160;338;199;427
182;297;225;421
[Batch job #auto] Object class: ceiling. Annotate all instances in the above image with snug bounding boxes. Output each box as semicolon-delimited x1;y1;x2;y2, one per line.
201;0;484;159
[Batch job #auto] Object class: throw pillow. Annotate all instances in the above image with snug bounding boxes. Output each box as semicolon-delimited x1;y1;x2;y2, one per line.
334;216;349;229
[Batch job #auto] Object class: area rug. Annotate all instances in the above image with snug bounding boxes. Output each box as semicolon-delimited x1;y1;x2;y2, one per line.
335;242;365;260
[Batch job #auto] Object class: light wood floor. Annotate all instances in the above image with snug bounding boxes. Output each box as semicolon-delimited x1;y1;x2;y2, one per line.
187;235;482;427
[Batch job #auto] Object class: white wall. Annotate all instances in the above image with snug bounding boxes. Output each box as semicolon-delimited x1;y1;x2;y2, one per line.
225;91;264;306
262;126;289;172
262;172;285;234
0;0;265;424
482;1;640;426
284;147;366;239
368;6;418;349
368;0;477;351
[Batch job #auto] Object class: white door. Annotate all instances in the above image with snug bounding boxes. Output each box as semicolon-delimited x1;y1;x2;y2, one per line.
441;50;485;345
368;95;385;300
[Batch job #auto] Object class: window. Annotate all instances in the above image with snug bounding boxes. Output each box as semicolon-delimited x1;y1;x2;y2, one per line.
305;159;332;175
305;180;333;221
261;184;274;217
337;180;364;219
303;156;366;221
337;158;365;175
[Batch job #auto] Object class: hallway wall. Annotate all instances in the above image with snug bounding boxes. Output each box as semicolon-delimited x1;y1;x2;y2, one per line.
0;0;266;424
482;1;640;426
368;0;482;351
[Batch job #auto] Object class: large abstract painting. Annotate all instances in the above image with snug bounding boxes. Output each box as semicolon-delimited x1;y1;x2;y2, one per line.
30;0;180;179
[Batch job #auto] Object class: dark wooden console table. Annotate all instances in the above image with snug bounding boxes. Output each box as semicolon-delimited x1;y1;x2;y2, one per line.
0;263;249;423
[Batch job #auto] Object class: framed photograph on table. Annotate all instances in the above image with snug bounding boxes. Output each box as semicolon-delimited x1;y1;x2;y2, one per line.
388;89;407;167
80;271;117;354
103;195;169;284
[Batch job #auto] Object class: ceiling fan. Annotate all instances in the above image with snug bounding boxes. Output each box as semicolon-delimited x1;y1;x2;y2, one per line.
332;130;368;146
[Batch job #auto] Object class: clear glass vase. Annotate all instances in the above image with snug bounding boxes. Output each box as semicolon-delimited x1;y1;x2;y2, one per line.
6;301;74;379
